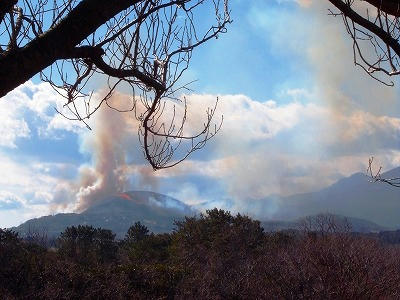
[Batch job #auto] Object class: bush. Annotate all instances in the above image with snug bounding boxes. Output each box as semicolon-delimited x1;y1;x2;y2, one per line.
171;209;265;298
2;211;400;299
58;225;117;264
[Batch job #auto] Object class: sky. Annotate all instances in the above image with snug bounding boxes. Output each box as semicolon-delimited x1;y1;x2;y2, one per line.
1;0;400;227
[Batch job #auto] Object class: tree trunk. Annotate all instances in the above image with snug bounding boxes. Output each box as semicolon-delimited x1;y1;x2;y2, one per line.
0;0;140;98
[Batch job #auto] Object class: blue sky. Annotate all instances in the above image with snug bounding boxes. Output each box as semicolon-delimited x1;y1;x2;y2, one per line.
1;0;400;227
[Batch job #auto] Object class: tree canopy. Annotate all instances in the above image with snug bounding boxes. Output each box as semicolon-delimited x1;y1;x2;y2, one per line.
3;212;400;298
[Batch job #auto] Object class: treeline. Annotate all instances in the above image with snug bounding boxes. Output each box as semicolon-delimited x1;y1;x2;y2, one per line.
1;209;400;299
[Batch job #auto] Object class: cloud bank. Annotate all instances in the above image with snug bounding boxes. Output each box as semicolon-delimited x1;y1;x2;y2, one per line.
1;78;400;227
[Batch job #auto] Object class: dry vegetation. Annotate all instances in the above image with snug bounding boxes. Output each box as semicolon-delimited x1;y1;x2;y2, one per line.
1;209;400;299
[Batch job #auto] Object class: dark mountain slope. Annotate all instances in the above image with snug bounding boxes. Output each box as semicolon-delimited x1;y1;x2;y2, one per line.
13;191;194;238
261;214;387;233
266;167;400;228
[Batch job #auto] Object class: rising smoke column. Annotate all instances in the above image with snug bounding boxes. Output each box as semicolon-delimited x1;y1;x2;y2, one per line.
66;89;214;212
74;95;139;211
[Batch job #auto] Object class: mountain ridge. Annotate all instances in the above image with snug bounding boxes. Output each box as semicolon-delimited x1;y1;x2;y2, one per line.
264;166;400;228
10;166;400;237
12;191;194;238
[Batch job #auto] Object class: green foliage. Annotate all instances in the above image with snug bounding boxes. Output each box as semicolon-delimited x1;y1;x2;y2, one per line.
0;228;20;244
58;225;117;264
0;228;47;297
127;233;171;264
172;208;265;267
125;221;150;244
0;229;25;295
123;227;182;298
171;208;265;298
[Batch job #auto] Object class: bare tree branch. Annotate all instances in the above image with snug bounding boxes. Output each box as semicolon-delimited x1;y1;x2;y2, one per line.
0;0;17;24
326;1;400;187
367;157;400;187
0;0;231;170
328;0;400;55
327;0;400;83
0;0;143;97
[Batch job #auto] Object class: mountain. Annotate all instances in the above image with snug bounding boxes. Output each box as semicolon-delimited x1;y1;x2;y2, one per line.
12;191;195;238
261;214;387;233
11;167;400;237
263;167;400;229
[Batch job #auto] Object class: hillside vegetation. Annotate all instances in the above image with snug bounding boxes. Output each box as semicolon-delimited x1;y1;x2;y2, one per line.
2;209;400;299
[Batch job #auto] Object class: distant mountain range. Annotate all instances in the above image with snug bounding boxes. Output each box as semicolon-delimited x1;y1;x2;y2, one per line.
11;167;400;237
264;167;400;228
261;214;387;233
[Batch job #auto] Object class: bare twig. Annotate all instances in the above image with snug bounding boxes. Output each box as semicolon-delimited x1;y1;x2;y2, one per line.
367;157;400;187
0;0;231;170
327;0;400;84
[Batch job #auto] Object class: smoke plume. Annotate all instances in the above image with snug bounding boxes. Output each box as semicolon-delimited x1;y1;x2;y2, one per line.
73;94;156;211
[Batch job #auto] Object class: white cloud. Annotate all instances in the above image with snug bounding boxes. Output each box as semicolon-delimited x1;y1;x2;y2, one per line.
1;80;87;142
0;155;67;189
185;94;308;140
0;191;25;209
0;86;31;147
0;118;30;148
0;153;77;225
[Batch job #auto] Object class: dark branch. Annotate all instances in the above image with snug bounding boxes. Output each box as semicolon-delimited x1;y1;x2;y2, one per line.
327;0;400;56
0;0;141;98
367;157;400;187
60;46;166;92
363;0;400;17
0;0;16;24
90;53;166;92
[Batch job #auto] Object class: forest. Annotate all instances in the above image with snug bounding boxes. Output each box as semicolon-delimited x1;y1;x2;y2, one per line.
2;209;400;299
